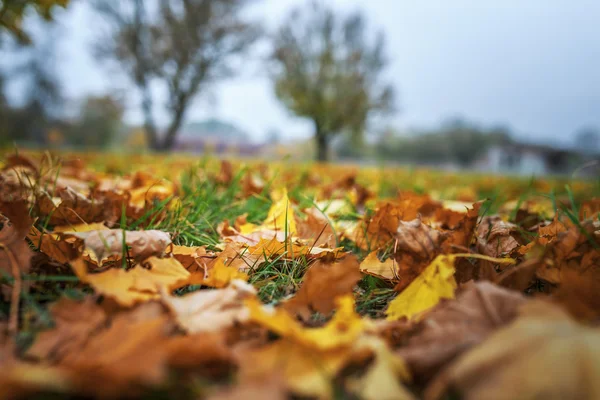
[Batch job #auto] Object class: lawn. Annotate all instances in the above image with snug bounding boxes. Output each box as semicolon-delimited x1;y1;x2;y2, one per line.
1;150;599;399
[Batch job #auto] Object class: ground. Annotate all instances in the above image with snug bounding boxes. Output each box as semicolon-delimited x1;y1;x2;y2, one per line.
0;151;599;399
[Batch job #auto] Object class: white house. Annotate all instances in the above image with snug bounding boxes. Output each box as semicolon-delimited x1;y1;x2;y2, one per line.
476;143;578;176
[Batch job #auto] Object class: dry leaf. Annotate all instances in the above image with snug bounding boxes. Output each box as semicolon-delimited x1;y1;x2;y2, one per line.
425;301;600;400
397;282;527;382
283;255;362;320
163;279;256;333
247;295;368;350
359;251;397;280
386;255;458;321
347;337;415;400
70;256;190;306
26;297;106;361
74;229;171;262
239;188;296;234
188;258;249;288
296;207;336;248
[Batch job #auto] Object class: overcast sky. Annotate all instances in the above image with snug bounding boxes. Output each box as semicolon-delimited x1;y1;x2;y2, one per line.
25;0;600;144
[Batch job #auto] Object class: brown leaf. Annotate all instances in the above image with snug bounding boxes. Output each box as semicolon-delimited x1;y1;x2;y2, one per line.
476;216;520;258
425;301;600;400
163;280;256;333
552;267;600;321
206;376;288;400
296;207;337;248
397;282;527;382
0;200;33;299
36;187;106;226
60;302;173;397
393;218;447;292
283;254;362;320
27;226;80;265
74;229;171;262
26;297;107;362
70;256;190;307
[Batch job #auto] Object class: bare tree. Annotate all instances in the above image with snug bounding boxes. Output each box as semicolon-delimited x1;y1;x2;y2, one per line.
93;0;260;150
271;2;394;161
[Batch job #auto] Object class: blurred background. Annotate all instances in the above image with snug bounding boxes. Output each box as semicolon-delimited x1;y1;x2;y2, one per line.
0;0;599;176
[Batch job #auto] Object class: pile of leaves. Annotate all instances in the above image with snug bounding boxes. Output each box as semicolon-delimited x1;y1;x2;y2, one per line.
0;152;599;399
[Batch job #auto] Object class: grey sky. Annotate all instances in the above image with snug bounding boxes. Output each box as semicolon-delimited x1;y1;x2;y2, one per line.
45;0;600;143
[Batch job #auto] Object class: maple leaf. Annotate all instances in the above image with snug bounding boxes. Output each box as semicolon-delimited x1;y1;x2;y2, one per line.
58;302;173;397
237;337;351;398
163;279;255;333
295;207;337;248
239;188;296;234
386;254;458;321
283;255;362;320
26;297;107;361
73;229;171;262
166;244;211;269
359;251;397;280
475;216;520;258
0;200;33;302
425;301;600;400
27;226;80;265
36;187;106;226
346;337;415;400
188;258;249;288
397;282;527;382
247;295;368;350
70;256;190;307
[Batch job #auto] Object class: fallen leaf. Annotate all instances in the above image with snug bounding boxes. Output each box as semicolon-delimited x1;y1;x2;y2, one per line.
393;218;447;292
163;279;256;333
74;229;171;262
347;337;415;400
296;207;337;248
26;297;107;362
360;251;397;280
397;282;527;382
188;258;249;288
283;255;362;320
70;256;190;307
27;226;80;265
240;188;296;234
0;200;33;299
386;255;458;321
425;301;600;400
476;216;520;258
60;302;173;397
248;295;369;350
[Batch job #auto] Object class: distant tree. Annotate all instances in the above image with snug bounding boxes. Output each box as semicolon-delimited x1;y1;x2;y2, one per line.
1;29;64;144
93;0;261;151
574;127;600;155
0;0;69;44
270;1;394;162
67;95;124;148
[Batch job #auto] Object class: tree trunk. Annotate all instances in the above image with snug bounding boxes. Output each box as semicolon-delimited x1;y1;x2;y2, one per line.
140;85;160;151
159;101;187;150
314;120;329;162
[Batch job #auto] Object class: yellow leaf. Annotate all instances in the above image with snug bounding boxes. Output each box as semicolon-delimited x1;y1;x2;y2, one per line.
386;255;458;321
239;188;296;234
70;256;190;307
347;337;415;400
359;251;397;280
246;295;367;350
238;338;349;399
188;258;248;288
52;222;108;233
